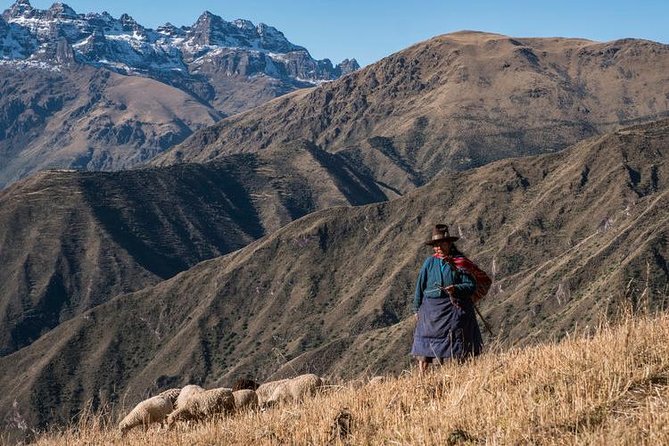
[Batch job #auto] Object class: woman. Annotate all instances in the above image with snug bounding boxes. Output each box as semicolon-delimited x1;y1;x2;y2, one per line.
411;224;483;373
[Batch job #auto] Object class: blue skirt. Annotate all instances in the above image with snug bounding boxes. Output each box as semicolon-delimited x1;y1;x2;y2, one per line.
411;296;483;360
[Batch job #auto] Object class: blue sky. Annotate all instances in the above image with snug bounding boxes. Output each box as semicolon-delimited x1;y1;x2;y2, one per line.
4;0;668;66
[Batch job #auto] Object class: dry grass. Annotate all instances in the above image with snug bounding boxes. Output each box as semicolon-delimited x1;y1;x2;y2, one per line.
28;311;669;445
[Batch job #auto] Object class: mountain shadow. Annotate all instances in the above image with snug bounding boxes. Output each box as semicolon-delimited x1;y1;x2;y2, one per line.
0;143;387;356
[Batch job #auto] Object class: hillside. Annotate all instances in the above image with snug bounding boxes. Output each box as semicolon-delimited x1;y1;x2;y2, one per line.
24;311;669;445
0;65;223;188
2;118;666;434
155;32;669;195
0;141;386;356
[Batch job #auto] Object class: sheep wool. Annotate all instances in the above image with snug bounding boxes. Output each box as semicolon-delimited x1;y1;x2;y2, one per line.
267;373;323;405
167;387;234;426
256;378;290;405
158;388;181;405
175;384;205;410
118;395;173;434
233;389;259;412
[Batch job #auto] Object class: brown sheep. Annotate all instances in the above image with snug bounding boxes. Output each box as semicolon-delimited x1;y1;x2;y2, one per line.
232;378;260;391
233;389;259;412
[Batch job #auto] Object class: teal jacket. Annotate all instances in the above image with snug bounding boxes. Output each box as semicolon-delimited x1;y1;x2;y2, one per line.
413;256;476;313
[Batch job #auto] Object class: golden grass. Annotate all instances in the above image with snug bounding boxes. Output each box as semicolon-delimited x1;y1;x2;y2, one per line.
31;311;669;445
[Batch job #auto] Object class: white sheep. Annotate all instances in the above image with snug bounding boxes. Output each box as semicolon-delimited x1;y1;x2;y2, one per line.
233;389;259;412
118;395;173;435
256;378;290;405
175;384;205;410
167;387;235;427
266;374;323;406
158;388;181;405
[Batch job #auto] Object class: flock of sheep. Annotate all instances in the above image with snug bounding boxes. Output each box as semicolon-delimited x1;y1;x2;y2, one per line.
118;373;324;435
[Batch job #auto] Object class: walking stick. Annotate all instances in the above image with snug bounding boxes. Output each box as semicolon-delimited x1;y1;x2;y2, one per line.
439;285;495;337
473;303;495;337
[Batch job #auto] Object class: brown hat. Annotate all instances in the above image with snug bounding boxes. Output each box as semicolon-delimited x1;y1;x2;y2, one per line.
424;224;459;245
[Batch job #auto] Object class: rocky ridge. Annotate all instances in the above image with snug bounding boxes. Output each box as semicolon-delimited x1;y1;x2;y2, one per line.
154;32;669;195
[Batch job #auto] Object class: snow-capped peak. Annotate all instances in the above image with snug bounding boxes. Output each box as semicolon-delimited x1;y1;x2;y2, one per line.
195;10;218;25
47;3;77;19
119;13;137;26
156;22;183;38
0;3;358;84
2;0;36;20
233;19;255;31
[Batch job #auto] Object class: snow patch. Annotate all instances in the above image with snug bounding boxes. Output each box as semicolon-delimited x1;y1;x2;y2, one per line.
0;58;61;71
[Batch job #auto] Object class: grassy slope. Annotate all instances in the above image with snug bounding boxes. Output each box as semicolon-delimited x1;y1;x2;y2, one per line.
25;309;669;445
2;119;667;435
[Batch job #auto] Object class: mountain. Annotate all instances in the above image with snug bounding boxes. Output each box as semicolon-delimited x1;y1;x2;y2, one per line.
0;65;223;186
0;0;359;187
0;1;357;85
0;141;387;356
2;118;666;434
154;32;669;195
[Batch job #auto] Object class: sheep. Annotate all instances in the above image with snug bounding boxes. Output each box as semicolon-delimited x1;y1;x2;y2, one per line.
175;384;205;410
167;387;235;427
118;395;173;435
158;388;181;405
266;374;323;406
256;378;290;405
233;389;259;412
232;378;260;391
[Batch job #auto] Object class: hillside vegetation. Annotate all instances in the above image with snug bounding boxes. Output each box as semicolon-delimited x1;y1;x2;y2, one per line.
0;141;386;356
21;308;669;445
1;118;666;434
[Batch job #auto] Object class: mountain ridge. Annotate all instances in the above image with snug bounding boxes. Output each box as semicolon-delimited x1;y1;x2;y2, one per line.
153;31;669;195
0;0;358;83
0;141;387;356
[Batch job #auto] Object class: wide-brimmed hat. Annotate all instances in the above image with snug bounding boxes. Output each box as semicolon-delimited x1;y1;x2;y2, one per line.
424;224;459;246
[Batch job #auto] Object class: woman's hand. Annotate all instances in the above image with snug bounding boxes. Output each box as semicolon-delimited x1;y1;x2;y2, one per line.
444;285;463;309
